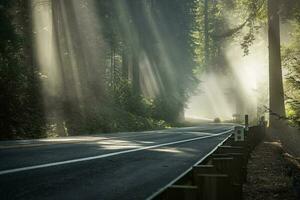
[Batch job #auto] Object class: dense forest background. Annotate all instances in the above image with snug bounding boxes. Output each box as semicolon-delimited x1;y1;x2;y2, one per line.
0;0;299;139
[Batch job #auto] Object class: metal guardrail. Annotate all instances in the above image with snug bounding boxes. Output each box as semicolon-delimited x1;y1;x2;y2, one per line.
147;123;266;200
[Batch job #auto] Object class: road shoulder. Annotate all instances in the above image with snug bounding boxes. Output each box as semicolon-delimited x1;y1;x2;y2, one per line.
244;136;297;199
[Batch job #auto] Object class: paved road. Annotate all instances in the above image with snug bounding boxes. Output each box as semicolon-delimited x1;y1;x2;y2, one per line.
0;123;234;200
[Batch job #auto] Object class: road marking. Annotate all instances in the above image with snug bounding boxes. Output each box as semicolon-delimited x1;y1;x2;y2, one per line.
0;130;217;150
0;129;233;176
146;132;233;200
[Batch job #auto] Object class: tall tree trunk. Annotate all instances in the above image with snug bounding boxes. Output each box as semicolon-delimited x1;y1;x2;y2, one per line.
130;1;142;95
122;46;129;79
204;0;209;69
132;49;140;94
268;0;285;128
51;0;67;136
110;44;115;88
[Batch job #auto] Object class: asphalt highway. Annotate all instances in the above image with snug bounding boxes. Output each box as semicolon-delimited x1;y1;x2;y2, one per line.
0;123;234;200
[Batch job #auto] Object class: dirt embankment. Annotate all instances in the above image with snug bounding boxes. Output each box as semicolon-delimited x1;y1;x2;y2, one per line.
276;126;300;158
244;134;299;200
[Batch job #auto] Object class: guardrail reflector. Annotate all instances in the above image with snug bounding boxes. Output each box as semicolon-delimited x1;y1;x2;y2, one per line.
234;127;245;142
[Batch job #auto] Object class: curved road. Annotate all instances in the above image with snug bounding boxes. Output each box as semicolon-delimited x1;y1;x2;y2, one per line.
0;123;234;200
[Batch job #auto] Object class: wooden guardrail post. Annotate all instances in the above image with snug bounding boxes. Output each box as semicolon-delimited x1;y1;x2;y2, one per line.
212;153;246;183
162;185;198;200
217;145;249;160
212;157;235;179
195;174;233;200
216;146;245;155
212;157;243;199
149;122;268;200
193;165;216;174
192;165;216;184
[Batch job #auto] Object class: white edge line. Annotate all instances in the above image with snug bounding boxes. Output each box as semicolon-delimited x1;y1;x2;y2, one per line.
0;129;233;176
146;130;233;200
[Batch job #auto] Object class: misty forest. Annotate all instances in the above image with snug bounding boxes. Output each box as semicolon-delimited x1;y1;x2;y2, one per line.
1;0;300;199
1;0;299;139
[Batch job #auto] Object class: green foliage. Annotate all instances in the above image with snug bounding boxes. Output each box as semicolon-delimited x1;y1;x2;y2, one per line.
191;0;229;71
151;96;183;123
282;21;300;128
5;0;280;138
75;93;169;134
82;106;168;134
0;0;45;139
40;0;200;137
108;78;152;118
3;0;290;139
228;0;266;55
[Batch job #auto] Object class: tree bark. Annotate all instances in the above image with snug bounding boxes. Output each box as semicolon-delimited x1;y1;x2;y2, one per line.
132;49;140;94
129;1;142;95
268;0;286;128
51;0;67;136
110;44;115;87
204;0;209;69
122;47;129;79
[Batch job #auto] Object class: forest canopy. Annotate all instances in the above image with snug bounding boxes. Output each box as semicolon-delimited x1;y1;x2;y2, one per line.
0;0;299;139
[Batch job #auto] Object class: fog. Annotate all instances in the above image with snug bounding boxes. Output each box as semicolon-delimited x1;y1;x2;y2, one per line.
185;30;269;122
29;0;294;130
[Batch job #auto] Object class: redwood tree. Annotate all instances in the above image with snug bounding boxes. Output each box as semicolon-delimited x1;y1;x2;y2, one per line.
268;0;286;128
